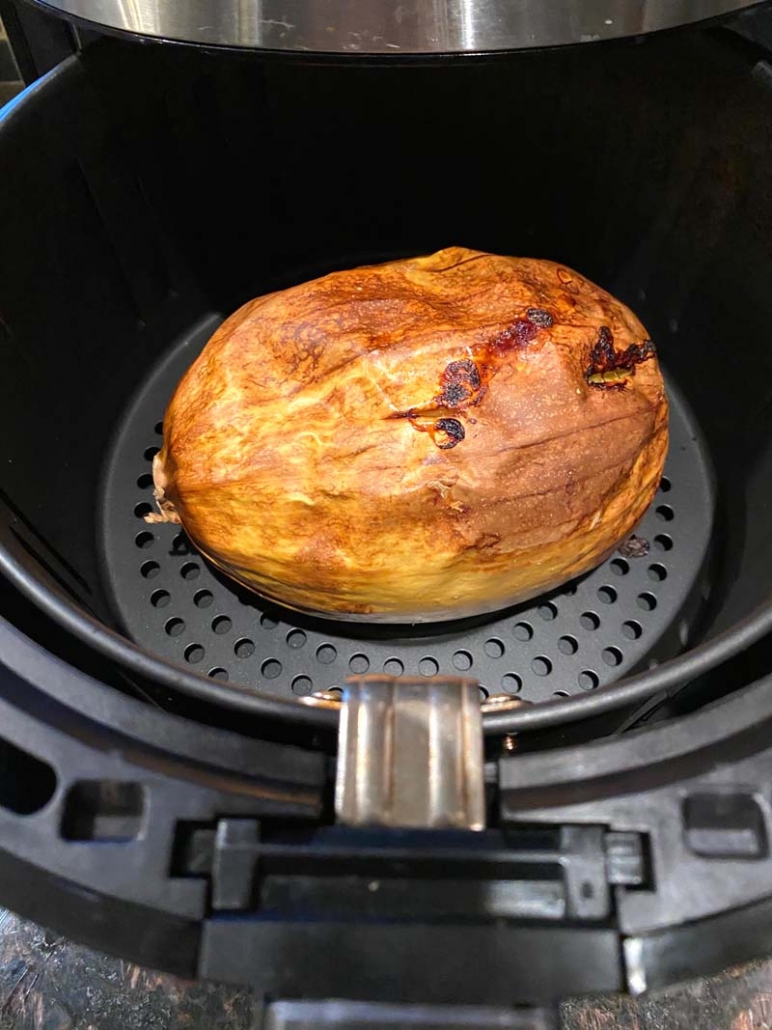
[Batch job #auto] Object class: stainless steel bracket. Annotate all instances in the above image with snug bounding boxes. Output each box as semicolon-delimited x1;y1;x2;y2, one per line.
335;675;485;831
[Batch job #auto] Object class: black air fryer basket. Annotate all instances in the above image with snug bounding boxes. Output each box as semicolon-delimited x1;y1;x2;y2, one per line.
4;0;772;1018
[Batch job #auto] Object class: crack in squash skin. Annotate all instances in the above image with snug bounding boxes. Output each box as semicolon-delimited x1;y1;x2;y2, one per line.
151;247;668;623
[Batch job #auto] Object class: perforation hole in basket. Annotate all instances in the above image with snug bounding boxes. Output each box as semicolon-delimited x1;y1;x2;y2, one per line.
453;650;473;671
292;675;314;696
501;673;522;694
185;643;205;664
349;653;370;674
234;638;255;659
261;658;282;679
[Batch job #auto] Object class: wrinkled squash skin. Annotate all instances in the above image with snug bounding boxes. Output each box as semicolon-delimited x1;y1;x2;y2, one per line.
151;248;668;622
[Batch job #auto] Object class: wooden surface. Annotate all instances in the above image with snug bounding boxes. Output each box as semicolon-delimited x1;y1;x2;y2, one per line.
1;907;771;1029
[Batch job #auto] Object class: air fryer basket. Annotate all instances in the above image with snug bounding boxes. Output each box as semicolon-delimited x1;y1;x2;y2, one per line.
101;317;714;699
2;27;772;735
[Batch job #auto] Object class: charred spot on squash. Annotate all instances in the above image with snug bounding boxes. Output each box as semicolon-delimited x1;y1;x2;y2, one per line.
526;307;554;328
433;418;465;449
490;307;555;356
590;326;616;370
443;359;481;391
491;319;539;354
438;359;483;408
385;408;466;450
586;326;656;390
441;382;469;406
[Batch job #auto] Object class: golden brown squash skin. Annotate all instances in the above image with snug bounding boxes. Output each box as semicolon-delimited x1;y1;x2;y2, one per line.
152;247;668;622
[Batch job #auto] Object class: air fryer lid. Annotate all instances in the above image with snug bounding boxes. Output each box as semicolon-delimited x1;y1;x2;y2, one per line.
27;0;767;53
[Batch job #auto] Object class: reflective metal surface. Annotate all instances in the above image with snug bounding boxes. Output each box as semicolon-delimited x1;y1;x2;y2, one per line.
33;0;764;53
335;676;485;830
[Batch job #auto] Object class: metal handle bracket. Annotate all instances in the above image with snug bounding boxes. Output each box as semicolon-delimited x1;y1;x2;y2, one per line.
335;675;485;831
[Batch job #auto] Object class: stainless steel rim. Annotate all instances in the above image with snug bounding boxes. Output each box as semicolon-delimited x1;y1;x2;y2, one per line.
33;0;765;54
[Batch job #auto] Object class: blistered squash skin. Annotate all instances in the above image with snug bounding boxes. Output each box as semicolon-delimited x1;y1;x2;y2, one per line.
152;248;668;622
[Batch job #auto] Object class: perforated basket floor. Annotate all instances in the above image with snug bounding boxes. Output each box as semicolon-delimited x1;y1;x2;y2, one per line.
100;315;715;705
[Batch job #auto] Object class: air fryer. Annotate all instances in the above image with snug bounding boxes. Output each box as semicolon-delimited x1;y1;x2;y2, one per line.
2;0;772;1021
